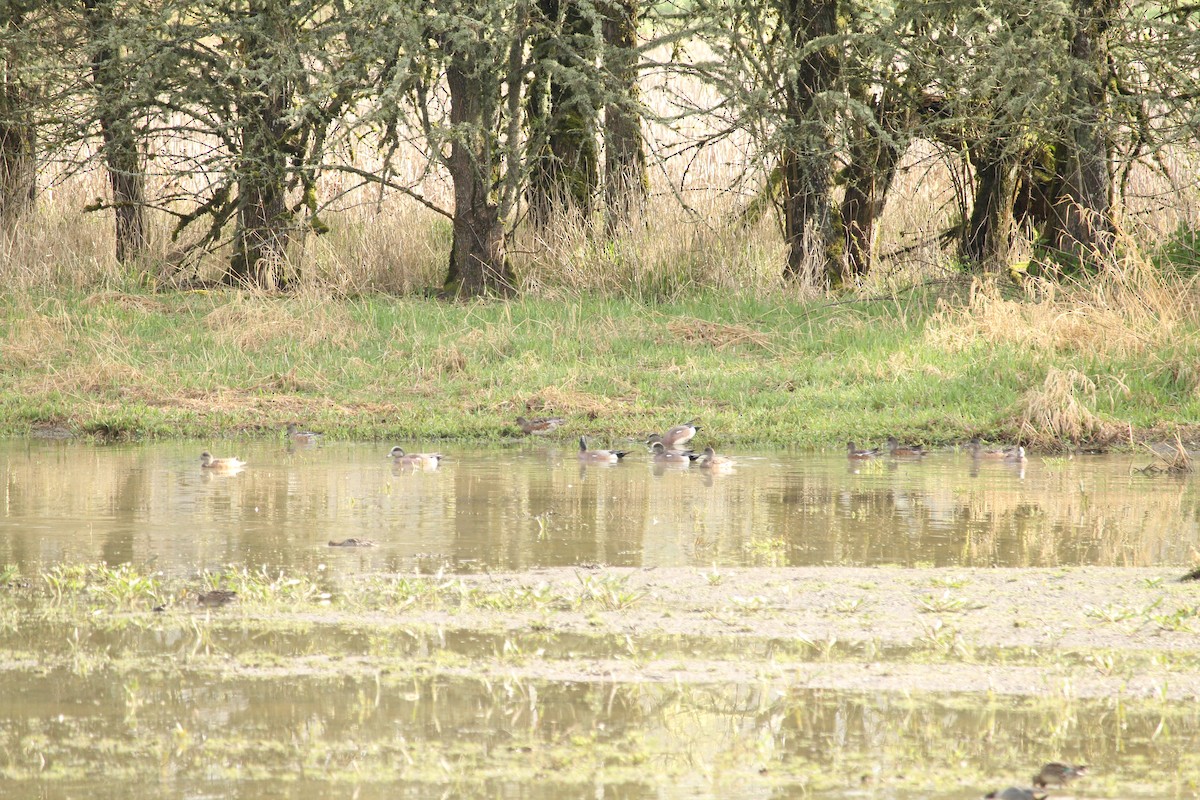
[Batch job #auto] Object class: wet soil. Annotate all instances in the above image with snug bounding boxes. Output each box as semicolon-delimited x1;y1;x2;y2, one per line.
231;566;1200;699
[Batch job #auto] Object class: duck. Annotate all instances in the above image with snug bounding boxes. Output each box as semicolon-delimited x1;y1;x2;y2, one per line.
697;445;735;471
200;451;245;470
195;589;238;607
647;420;701;449
1032;762;1087;788
516;415;566;435
285;422;322;444
578;436;631;463
969;437;1024;461
846;441;879;459
650;441;699;464
984;789;1046;800
887;436;925;457
388;446;443;469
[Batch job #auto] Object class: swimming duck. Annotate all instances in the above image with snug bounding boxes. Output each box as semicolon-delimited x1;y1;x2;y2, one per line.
984;788;1046;800
516;416;566;435
846;441;879;459
388;446;443;469
887;437;925;457
196;589;237;607
1032;762;1087;788
200;452;245;470
969;437;1024;460
697;445;735;471
651;441;699;464
286;422;322;444
579;436;631;463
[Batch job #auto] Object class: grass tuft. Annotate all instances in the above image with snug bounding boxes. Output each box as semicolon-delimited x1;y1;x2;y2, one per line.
1018;368;1112;448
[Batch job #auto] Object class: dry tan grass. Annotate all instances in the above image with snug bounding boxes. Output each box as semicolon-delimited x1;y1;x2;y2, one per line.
202;292;364;351
82;291;168;313
1018;368;1117;447
925;252;1200;360
0;309;70;370
521;385;632;419
664;317;772;351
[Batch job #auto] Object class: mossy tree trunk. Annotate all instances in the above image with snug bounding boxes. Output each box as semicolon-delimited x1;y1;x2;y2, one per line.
84;0;147;264
1042;0;1115;266
963;139;1021;271
780;0;838;287
840;86;909;282
227;0;295;288
444;61;516;296
601;0;646;230
0;4;36;224
525;0;600;227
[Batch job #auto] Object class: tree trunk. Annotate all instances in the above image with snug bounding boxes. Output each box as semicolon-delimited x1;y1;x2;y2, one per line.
0;7;36;224
1042;0;1115;266
779;0;838;287
228;0;294;288
84;0;147;264
525;0;599;227
963;141;1020;271
445;62;515;296
840;91;907;282
601;0;646;230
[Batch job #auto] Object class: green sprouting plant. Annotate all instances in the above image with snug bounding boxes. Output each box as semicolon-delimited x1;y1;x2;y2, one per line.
834;596;867;614
1083;603;1139;624
730;595;768;612
574;573;644;611
918;590;977;613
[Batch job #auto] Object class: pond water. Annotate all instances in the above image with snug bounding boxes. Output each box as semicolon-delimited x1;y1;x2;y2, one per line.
3;437;1199;798
2;438;1197;575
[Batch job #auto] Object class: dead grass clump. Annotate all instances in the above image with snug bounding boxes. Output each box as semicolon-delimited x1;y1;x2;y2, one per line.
1018;368;1116;447
453;325;514;363
203;293;363;351
1;312;69;370
49;361;146;396
925;263;1198;359
522;386;621;419
428;344;468;376
514;199;789;299
82;291;168;313
664;318;773;352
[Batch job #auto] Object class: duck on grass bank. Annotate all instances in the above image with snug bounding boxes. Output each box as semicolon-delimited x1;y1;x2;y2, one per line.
516;416;566;435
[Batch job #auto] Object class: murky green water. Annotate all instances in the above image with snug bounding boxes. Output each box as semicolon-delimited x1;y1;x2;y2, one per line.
2;439;1197;574
3;438;1199;797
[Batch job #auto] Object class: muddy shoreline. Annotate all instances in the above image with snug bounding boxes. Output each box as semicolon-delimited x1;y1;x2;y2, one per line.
210;565;1200;699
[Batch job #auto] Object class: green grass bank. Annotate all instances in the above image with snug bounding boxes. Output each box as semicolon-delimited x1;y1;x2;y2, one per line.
2;279;1199;449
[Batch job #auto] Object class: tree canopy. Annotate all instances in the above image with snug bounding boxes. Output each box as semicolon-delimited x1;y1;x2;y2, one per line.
2;0;1198;293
